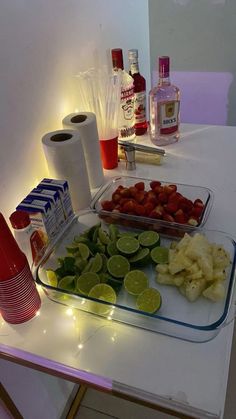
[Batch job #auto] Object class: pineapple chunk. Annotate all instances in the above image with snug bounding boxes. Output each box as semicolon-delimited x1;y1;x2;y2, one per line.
185;233;211;260
197;254;213;282
213;269;227;282
176;233;191;251
156;264;169;274
212;244;231;269
203;281;225;302
156;272;175;285
184;277;206;302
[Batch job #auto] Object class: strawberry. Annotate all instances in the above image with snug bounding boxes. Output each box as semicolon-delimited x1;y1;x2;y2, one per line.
150;180;161;190
158;192;168;204
135;191;145;203
129;186;138;198
165;202;179;214
174;209;187;224
119;187;131;198
194;199;204;209
134;204;146;216
122;200;136;213
143;202;155;216
163;213;175;223
135;181;145;191
112;192;121;203
164;184;177;195
101;200;114;211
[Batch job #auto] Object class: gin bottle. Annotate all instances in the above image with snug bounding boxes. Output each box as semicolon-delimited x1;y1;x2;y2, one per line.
149;56;180;146
128;49;147;136
111;48;135;141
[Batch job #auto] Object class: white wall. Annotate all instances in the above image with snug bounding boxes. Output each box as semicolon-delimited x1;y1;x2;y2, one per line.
0;0;150;220
0;1;150;417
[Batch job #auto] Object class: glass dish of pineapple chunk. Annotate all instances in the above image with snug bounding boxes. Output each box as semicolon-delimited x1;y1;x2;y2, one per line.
35;211;236;343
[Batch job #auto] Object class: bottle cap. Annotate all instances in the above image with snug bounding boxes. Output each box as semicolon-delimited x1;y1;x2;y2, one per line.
159;56;170;78
111;48;124;70
9;210;31;229
128;49;138;61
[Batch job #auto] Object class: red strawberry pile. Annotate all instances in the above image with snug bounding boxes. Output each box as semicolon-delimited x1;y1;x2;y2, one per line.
100;181;205;226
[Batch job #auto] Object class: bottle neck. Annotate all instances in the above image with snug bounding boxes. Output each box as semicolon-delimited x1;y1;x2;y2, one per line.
158;74;170;86
129;61;139;75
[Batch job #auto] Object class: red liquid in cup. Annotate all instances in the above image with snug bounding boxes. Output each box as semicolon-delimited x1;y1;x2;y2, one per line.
99;137;118;170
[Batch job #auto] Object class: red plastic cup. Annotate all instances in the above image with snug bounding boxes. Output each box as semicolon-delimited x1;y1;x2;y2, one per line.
99;137;118;170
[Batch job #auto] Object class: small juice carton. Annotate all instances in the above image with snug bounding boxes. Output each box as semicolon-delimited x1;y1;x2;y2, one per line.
31;187;65;229
39;179;74;219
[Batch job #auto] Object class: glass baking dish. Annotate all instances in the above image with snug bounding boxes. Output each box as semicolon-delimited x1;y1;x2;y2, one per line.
35;211;236;343
90;176;214;234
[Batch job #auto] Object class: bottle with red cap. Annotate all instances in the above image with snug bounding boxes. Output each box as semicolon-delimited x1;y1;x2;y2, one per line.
111;48;135;141
9;210;45;268
149;56;180;146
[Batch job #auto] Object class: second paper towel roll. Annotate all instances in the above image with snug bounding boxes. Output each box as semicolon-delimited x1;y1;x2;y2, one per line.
42;129;91;211
62;112;104;189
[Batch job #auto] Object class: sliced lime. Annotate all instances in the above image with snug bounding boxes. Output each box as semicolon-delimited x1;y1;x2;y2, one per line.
74;257;88;273
138;231;160;248
109;224;119;241
116;236;140;256
107;241;119;257
90;253;103;273
99;272;110;283
76;272;100;295
88;284;117;315
151;246;169;264
58;275;75;291
77;243;90;260
124;270;149;296
136;288;162;313
101;253;108;272
98;227;111;245
129;248;150;266
107;255;130;278
118;231;138;238
46;269;58;287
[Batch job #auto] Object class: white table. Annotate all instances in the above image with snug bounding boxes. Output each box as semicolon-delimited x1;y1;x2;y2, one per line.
1;123;236;419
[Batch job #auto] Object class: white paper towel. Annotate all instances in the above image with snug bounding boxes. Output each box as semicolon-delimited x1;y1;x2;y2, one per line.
62;112;104;189
42;129;91;211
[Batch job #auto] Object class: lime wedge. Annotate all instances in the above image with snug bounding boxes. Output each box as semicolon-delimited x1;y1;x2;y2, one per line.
107;255;130;278
124;270;149;295
138;231;160;248
136;288;162;313
98;227;111;245
46;269;58;287
99;272;110;283
90;253;103;273
116;236;140;256
74;257;88;273
129;248;150;266
108;224;119;241
118;231;138;238
151;246;169;264
77;243;90;260
107;241;119;257
58;275;75;291
76;272;100;295
88;284;117;315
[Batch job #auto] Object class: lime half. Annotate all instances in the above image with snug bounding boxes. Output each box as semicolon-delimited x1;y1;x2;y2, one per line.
107;255;130;279
76;272;100;295
138;231;160;248
129;248;150;266
46;269;58;287
116;236;140;256
58;275;75;291
151;246;169;264
88;284;117;315
124;270;149;296
136;288;162;314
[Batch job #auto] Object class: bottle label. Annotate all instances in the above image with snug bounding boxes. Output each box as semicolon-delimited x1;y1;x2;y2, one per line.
119;86;135;139
158;100;180;135
134;91;146;124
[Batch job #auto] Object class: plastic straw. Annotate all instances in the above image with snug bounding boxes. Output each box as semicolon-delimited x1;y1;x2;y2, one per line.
76;68;121;139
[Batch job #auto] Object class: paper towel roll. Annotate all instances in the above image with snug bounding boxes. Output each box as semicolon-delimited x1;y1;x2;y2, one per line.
42;129;91;212
62;112;104;189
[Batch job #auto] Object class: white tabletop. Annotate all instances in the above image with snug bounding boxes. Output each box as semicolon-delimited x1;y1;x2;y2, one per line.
1;123;236;419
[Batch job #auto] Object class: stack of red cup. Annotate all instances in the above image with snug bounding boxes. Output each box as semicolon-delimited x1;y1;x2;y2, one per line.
0;213;41;324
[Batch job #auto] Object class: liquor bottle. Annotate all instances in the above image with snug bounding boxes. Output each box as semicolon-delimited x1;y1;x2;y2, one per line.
149;56;180;146
128;49;147;136
111;48;135;141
